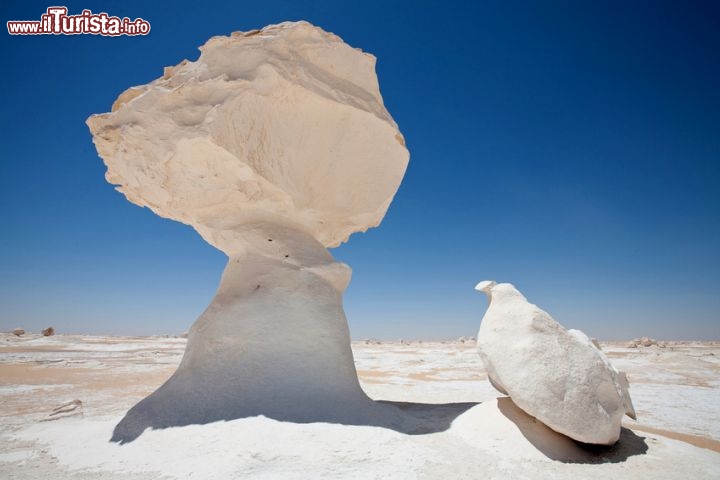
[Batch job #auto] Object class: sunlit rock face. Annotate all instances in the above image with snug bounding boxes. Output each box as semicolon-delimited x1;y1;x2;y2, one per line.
87;20;408;252
474;281;636;445
87;21;409;442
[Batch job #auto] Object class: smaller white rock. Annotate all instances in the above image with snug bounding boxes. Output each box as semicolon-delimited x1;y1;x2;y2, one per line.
12;328;24;336
474;280;636;445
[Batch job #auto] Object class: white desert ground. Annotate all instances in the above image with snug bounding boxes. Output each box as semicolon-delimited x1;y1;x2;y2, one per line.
1;333;719;479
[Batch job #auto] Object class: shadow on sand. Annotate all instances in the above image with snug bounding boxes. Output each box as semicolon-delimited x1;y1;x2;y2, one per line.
112;396;647;466
378;400;480;434
110;394;480;444
496;397;648;463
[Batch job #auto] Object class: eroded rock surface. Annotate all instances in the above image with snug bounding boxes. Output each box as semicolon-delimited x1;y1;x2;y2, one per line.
87;21;408;253
475;281;636;445
88;21;409;442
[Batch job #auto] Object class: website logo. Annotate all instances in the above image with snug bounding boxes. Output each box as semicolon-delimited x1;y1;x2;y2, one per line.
7;7;151;36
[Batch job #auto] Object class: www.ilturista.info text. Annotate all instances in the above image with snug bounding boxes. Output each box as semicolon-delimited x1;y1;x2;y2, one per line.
7;7;150;36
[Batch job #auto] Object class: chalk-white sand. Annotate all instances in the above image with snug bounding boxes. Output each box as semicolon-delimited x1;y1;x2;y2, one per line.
1;334;718;478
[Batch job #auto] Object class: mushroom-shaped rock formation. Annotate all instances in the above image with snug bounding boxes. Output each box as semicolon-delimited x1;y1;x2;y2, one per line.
474;281;636;445
87;21;409;443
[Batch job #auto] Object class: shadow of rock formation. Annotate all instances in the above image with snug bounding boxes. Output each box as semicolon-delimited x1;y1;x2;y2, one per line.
111;397;479;444
497;397;648;463
379;400;481;434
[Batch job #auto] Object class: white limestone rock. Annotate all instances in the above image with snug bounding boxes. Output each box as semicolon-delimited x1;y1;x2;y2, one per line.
12;328;24;336
87;20;408;253
474;281;636;445
87;21;409;442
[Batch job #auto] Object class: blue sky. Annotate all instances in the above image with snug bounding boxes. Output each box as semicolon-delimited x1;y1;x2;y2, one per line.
1;1;718;339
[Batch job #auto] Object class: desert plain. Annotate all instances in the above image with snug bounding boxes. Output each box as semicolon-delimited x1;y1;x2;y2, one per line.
0;333;718;479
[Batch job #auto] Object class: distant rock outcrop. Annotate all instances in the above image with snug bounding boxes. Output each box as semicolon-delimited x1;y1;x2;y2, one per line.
42;327;55;336
640;337;656;347
12;328;24;336
475;280;636;445
626;337;663;348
